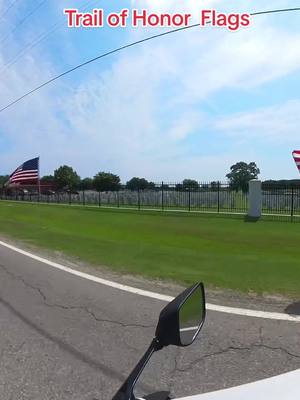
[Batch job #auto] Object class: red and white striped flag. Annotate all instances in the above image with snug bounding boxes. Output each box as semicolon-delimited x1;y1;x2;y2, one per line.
8;157;39;184
292;150;300;173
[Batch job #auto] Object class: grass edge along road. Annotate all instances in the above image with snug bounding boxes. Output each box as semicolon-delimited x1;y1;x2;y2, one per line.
0;201;299;297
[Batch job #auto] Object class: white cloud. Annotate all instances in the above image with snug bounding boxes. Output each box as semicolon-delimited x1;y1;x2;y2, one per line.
167;112;203;141
158;24;300;106
215;100;300;143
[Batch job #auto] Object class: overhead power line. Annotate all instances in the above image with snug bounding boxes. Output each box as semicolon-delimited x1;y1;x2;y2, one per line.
0;7;300;114
0;0;19;21
0;22;62;74
0;0;48;47
0;0;102;75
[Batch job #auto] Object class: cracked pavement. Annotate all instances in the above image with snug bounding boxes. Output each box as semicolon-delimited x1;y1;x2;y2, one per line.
0;244;299;400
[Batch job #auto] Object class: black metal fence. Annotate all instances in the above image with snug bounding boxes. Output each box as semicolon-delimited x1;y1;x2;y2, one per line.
1;182;300;221
0;182;248;214
262;183;300;219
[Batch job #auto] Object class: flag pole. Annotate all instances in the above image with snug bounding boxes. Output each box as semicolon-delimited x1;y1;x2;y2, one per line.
38;156;41;199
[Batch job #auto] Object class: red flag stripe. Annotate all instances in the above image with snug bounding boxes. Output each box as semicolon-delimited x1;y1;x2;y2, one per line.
8;157;39;185
292;151;300;173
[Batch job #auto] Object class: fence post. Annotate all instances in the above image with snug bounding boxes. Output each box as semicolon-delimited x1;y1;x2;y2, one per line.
83;190;85;206
98;191;101;207
138;188;141;210
161;181;164;211
291;185;294;221
188;188;191;212
117;190;120;208
248;180;262;219
217;181;220;213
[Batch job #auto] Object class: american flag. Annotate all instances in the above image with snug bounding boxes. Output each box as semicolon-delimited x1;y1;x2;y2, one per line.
8;157;39;184
292;150;300;173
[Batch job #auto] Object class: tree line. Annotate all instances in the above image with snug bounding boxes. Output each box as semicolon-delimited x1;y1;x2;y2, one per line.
41;167;157;192
1;161;298;192
39;167;211;192
40;162;262;192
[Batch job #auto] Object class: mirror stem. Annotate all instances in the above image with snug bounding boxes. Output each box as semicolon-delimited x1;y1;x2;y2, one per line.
112;338;162;400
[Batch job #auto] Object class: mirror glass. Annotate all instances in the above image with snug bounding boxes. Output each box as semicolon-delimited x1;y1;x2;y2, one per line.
179;286;204;346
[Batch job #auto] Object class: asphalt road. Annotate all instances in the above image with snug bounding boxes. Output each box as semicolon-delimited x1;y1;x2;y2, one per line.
0;243;300;400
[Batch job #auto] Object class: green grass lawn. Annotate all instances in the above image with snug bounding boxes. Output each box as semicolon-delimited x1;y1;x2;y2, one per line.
0;201;299;296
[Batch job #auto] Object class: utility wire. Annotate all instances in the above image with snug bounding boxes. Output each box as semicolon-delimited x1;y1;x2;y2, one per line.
0;0;100;74
0;7;300;114
0;0;19;21
0;22;62;74
0;0;48;47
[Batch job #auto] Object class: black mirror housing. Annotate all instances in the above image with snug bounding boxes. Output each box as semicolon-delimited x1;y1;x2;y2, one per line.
112;282;206;400
155;282;205;348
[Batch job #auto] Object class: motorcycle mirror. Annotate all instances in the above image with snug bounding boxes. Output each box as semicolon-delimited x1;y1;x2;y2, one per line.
112;283;206;400
155;282;206;348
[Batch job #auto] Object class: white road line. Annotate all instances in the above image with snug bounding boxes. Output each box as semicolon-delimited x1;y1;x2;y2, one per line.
0;240;299;323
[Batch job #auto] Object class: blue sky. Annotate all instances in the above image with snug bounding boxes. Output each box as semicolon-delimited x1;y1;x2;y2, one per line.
0;0;300;181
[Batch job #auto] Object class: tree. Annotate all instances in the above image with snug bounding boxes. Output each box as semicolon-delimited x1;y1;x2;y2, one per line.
0;175;9;188
148;181;156;190
226;162;260;192
126;177;149;190
40;175;55;184
79;177;94;191
94;172;121;192
182;179;199;191
176;179;199;192
262;179;300;191
210;181;219;191
54;165;80;190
